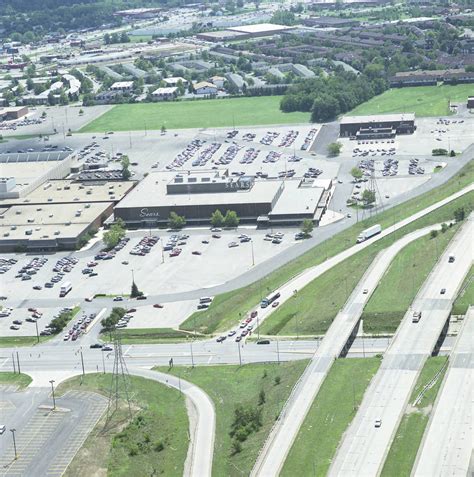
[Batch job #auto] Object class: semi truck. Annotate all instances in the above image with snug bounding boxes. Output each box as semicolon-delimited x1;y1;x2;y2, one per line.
59;281;72;297
357;224;382;243
261;292;281;308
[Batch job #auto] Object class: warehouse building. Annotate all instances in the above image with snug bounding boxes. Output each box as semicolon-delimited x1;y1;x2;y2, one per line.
114;169;328;227
0;106;29;120
339;113;416;138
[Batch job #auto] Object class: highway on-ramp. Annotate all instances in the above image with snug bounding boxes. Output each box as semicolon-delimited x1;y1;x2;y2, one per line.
250;223;445;477
328;216;473;477
413;307;473;477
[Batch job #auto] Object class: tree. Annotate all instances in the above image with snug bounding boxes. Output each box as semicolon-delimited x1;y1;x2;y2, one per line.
168;211;186;229
224;210;240;228
258;389;266;405
327;142;342;157
131;281;143;298
300;219;313;237
454;207;465;222
211;209;225;227
362;189;376;207
440;223;448;233
103;219;126;249
430;229;438;239
161;124;166;134
350;167;363;181
121;155;131;180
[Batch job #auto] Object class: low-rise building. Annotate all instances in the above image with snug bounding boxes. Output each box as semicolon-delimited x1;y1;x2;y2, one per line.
110;81;134;92
340;113;416;138
209;75;225;88
468;96;474;109
193;81;218;95
151;86;178;101
162;76;188;87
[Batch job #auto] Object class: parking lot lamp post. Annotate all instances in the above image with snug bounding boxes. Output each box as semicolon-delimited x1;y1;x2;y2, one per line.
35;320;39;344
101;349;106;374
49;380;56;410
12;352;16;373
10;429;17;460
80;349;85;376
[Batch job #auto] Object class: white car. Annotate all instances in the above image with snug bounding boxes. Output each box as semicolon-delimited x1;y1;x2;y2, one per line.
113;296;124;302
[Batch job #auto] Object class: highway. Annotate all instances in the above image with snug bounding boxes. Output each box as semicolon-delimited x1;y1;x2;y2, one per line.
250;223;443;477
413;307;473;477
328;216;473;476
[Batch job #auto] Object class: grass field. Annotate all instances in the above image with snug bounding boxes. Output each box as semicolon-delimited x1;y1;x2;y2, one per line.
79;96;310;132
157;360;308;477
0;336;50;347
362;226;459;333
452;265;473;315
107;327;194;344
381;356;448;477
259;224;458;336
59;373;188;477
181;165;474;336
281;358;381;476
349;84;473;117
0;372;32;389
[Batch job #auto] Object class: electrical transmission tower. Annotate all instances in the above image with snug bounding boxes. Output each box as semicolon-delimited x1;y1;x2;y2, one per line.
104;331;133;430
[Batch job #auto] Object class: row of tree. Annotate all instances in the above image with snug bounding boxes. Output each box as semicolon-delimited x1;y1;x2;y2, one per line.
280;72;388;122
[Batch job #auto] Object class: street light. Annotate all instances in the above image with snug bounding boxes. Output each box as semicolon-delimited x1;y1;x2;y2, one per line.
49;379;56;410
10;428;17;460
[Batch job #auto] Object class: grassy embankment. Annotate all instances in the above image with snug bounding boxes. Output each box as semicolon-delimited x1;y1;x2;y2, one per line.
157;360;308;477
59;373;189;477
381;356;449;477
181;161;473;337
281;358;381;476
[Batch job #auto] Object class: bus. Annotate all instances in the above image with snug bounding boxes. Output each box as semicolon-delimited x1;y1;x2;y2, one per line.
59;281;72;297
261;292;281;309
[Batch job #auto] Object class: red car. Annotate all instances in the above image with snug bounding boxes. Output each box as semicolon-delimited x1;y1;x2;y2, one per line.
127;308;137;313
272;301;279;308
250;311;258;318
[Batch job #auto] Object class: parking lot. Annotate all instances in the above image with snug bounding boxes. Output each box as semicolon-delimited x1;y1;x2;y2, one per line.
0;228;302;304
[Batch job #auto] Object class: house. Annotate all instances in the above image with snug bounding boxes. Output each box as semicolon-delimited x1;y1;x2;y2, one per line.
209;75;225;88
193;81;218;95
225;73;245;91
151;87;178;101
110;81;134;92
162;77;188;87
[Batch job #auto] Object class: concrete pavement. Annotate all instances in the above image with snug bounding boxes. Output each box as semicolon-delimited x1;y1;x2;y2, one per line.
413;307;473;477
328;216;473;476
250;223;444;477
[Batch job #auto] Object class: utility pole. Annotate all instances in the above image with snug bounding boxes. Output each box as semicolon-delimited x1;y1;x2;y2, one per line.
251;239;255;266
12;352;16;373
102;349;106;374
49;380;56;410
10;429;17;460
16;351;20;374
237;343;242;366
276;338;280;364
190;341;195;368
35;320;39;344
80;349;85;376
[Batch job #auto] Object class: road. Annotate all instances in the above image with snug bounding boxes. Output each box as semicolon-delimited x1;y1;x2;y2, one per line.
412;307;473;477
328;216;473;476
128;368;215;477
250;223;444;477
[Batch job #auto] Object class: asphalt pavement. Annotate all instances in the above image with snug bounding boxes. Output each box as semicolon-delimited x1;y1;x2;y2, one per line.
328;216;473;476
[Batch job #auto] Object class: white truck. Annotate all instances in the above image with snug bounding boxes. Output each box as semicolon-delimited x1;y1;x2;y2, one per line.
59;281;72;297
357;224;382;243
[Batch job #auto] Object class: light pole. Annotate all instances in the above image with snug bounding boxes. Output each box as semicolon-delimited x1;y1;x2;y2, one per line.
49;380;56;410
190;341;195;368
101;348;106;374
250;239;255;267
10;429;17;460
35;319;39;344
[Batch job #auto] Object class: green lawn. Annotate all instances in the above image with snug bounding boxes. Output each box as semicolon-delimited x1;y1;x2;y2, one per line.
0;336;50;347
157;360;308;477
79;96;310;132
452;265;473;315
0;372;32;389
349;84;473;117
260;224;457;337
381;357;448;477
181;171;473;336
58;373;188;477
281;358;381;476
106;327;195;344
362;226;459;333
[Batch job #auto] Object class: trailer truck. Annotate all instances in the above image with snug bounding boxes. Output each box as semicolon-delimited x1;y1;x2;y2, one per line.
59;281;72;297
357;224;382;243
